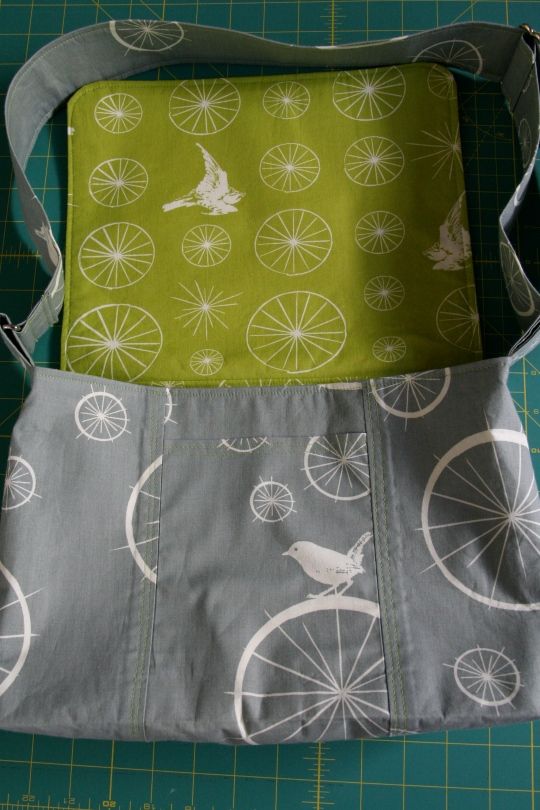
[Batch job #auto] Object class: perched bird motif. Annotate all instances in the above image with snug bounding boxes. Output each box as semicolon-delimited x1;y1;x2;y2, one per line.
283;532;372;598
162;143;245;216
423;191;472;271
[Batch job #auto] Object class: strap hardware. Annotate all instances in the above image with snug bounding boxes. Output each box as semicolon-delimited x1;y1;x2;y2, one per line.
0;315;24;333
520;23;540;42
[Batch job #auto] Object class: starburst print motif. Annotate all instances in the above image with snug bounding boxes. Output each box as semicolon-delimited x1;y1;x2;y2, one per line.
409;123;463;179
172;281;241;338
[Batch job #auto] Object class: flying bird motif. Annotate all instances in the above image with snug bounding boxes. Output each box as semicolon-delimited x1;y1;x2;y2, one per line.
283;532;372;598
162;143;245;216
423;191;472;271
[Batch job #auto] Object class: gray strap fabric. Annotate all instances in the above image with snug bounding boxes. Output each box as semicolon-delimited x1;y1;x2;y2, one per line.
2;20;539;368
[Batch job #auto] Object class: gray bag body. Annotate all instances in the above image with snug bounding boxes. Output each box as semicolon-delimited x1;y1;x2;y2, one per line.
0;20;539;745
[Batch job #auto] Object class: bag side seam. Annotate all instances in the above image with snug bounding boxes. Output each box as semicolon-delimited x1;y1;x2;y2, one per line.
141;398;166;741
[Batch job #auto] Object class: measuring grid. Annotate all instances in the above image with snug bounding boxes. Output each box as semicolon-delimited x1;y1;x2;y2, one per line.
1;0;540;808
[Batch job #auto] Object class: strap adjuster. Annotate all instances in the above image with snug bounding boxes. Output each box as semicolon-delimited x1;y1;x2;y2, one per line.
520;23;540;42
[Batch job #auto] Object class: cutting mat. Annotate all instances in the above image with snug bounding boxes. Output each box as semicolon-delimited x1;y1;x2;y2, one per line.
0;0;540;808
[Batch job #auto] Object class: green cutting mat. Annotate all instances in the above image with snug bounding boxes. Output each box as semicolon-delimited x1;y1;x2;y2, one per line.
1;0;540;808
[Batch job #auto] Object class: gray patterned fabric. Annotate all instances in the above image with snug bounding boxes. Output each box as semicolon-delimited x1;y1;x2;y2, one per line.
0;21;539;743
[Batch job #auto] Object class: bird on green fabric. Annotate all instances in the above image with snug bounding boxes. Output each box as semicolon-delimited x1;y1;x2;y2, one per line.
283;532;372;598
424;191;472;271
162;143;245;215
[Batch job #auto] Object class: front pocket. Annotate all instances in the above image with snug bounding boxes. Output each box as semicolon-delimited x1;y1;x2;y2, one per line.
144;429;391;743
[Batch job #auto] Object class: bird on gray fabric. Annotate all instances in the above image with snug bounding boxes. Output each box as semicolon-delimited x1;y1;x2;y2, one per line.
423;191;472;271
282;532;372;598
162;143;245;215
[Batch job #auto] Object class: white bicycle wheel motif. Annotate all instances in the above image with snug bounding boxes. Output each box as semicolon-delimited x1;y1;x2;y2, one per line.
344;137;404;186
66;304;163;381
255;210;332;276
333;67;405;120
2;457;38;511
219;437;270;453
263;82;310;119
169;79;240;135
88;159;148;207
246;291;346;374
450;647;520;711
0;560;33;697
421;428;540;611
370;368;451;420
109;20;185;51
518;119;533;168
79;223;155;289
303;434;370;501
427;64;457;99
372;336;406;364
124;456;162;584
259;144;320;193
94;93;142;134
436;286;481;352
189;349;224;376
74;390;129;442
500;242;535;318
414;39;483;74
364;276;405;311
182;224;231;267
355;211;405;254
233;596;388;744
409;124;462;179
250;478;295;523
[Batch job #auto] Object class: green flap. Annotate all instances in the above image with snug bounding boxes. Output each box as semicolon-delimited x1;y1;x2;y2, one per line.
61;63;481;386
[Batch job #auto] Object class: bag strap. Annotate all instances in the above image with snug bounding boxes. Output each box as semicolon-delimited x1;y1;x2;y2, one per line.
1;20;539;369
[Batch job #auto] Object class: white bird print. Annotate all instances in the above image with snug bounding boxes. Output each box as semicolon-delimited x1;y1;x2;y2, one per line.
423;191;472;271
162;143;245;216
283;532;372;598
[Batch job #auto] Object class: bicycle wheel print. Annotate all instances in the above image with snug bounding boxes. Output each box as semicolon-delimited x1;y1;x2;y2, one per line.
124;456;163;584
233;596;388;744
500;242;536;318
182;225;231;267
246;291;346;374
372;336;406;364
2;457;39;511
370;368;451;420
263;82;310;119
189;348;224;376
436;286;481;352
414;39;483;74
79;223;155;289
250;478;296;523
88;159;148;207
355;211;405;254
259;144;320;193
74;389;129;442
421;428;540;611
109;20;185;51
364;276;405;311
448;646;521;713
0;561;34;697
169;79;240;135
303;433;370;501
94;93;143;134
66;304;163;382
333;67;405;120
344;137;404;186
255;210;332;276
427;64;457;99
218;437;270;453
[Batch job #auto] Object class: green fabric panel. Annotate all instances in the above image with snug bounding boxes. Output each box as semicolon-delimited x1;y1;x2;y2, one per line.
62;64;481;386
